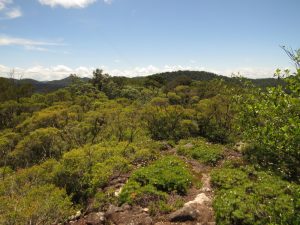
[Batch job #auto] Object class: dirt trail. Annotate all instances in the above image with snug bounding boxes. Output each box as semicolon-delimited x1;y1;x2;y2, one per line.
67;147;230;225
154;150;216;225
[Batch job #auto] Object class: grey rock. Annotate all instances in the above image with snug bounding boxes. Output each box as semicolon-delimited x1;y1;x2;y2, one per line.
169;205;200;222
85;212;105;225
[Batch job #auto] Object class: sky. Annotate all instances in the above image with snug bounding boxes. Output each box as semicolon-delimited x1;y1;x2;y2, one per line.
0;0;299;80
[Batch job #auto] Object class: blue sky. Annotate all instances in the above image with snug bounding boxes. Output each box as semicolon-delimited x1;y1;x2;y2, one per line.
0;0;299;80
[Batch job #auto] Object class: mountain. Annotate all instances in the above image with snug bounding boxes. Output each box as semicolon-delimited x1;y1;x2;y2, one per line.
15;76;90;93
2;71;283;93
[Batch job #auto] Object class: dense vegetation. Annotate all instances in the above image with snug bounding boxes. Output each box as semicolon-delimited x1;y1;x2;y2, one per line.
0;49;299;224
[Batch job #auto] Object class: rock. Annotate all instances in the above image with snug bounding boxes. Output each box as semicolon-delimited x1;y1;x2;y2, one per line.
68;219;86;225
114;186;123;197
121;204;132;211
169;193;213;223
184;193;210;207
106;204;122;215
105;205;152;225
169;205;199;222
160;141;172;150
169;204;214;223
235;142;246;152
143;208;149;213
85;212;105;225
69;210;82;221
184;143;194;149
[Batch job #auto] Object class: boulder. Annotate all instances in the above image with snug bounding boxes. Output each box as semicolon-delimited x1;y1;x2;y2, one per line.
105;204;152;225
184;193;210;207
169;205;199;222
85;212;105;225
169;193;213;223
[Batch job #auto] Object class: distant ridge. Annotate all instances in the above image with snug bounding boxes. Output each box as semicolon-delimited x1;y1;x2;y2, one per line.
14;76;90;93
1;70;283;93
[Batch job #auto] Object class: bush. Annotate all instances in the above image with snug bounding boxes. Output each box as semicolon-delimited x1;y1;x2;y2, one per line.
119;156;192;206
237;64;300;181
119;181;167;207
0;185;75;225
211;167;300;225
177;138;224;165
92;156;131;189
143;103;198;141
9;127;66;168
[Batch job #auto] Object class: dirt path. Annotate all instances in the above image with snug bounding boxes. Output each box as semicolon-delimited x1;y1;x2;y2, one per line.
67;147;227;225
153;150;216;225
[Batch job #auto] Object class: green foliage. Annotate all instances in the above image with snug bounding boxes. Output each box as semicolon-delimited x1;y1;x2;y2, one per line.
0;184;75;225
119;156;192;206
91;189;118;210
55;142;157;203
0;77;33;103
92;156;131;189
10;127;66;168
17;104;71;133
0;166;13;180
211;167;300;225
119;181;167;207
0;131;20;167
237;63;300;181
0;61;298;223
143;100;198;141
177;138;224;165
196;93;235;143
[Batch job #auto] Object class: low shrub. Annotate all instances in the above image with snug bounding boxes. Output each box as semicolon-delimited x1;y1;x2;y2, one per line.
0;184;75;225
177;138;224;165
119;156;193;207
211;167;300;225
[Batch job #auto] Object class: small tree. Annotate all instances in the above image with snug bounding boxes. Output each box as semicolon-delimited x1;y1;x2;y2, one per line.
237;48;300;181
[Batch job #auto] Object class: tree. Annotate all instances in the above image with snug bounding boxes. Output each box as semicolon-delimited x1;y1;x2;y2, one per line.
143;98;198;141
237;48;300;181
91;69;110;92
144;75;166;93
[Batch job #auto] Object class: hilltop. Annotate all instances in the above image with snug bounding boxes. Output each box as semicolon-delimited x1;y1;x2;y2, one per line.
1;70;283;93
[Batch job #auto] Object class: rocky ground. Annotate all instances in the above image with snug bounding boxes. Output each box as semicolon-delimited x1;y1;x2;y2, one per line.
64;145;241;225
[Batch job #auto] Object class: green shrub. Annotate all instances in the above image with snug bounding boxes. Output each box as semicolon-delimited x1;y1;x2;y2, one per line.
212;167;300;225
149;199;184;215
119;156;192;206
119;181;167;207
211;168;249;189
177;138;224;165
92;156;131;189
0;166;13;180
237;65;300;181
131;156;193;194
56;145;128;202
0;184;75;225
91;189;117;210
131;148;158;166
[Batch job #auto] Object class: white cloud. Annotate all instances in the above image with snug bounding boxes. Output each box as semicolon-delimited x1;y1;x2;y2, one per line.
0;0;22;19
103;0;113;4
0;35;64;51
0;64;280;81
38;0;113;8
5;7;21;19
0;0;12;11
52;65;73;73
38;0;97;8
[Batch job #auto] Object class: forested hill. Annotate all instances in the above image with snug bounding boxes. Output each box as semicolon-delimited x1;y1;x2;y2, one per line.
13;76;90;93
1;70;283;93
